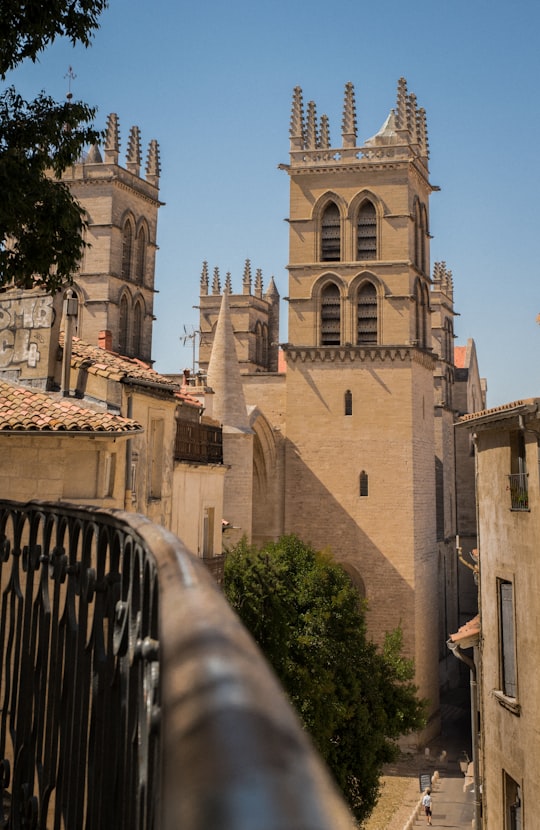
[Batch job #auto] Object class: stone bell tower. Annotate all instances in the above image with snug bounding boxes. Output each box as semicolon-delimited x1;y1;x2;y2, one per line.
279;78;440;732
62;114;161;363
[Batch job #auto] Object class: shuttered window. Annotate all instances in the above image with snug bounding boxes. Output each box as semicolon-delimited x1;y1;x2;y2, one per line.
357;201;377;260
499;580;517;698
320;283;341;345
357;282;378;345
321;203;341;262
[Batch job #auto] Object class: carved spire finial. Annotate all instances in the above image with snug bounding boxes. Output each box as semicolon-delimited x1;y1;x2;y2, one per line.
418;107;429;159
341;82;357;149
255;268;263;298
306;101;319;150
290;86;305;150
224;272;232;294
408;94;419;145
242;259;252;295
395;78;408;132
126;125;141;175
319;114;330;150
212;266;221;295
145;139;160;185
104;113;119;164
200;261;209;296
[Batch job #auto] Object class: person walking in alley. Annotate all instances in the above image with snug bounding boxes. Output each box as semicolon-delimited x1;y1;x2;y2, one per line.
422;788;433;825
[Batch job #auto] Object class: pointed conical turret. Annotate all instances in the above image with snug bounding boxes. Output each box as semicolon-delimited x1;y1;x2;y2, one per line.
86;143;103;164
290;86;305;150
206;292;251;431
242;259;252;295
200;261;209;296
126;125;141;175
104;113;120;164
341;82;357;149
306;101;319;150
145;139;160;185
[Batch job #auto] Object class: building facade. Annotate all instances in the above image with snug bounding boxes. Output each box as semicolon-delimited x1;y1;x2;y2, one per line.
459;399;540;829
193;79;485;732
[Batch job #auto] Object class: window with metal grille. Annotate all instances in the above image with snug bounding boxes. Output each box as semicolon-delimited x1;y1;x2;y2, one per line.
357;282;378;345
499;580;517;698
359;471;368;497
357;201;377;260
321;203;341;261
320;283;341;345
344;390;352;416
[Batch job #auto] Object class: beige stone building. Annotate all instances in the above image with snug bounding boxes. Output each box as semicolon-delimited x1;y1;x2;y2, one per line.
458;399;540;829
193;78;486;734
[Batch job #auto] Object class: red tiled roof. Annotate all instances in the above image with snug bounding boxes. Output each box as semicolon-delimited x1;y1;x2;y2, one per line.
460;398;539;424
0;379;142;434
66;337;181;391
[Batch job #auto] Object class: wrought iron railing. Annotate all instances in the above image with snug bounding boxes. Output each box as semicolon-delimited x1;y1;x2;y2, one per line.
0;500;353;830
508;473;529;511
174;421;223;464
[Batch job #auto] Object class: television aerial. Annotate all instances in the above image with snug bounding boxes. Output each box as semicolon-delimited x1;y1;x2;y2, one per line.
180;324;200;375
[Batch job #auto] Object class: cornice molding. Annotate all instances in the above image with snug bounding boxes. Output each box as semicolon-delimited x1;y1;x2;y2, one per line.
282;344;436;368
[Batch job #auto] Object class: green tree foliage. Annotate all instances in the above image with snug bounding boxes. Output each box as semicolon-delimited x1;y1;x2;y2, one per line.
0;1;108;291
224;535;426;823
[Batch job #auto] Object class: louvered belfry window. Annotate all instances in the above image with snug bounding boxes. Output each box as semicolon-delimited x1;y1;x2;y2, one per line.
357;201;377;260
321;203;341;261
357;282;378;345
320;283;341;345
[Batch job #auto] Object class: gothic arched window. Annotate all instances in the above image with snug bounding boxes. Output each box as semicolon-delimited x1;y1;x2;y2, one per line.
132;301;143;357
121;220;134;280
415;280;429;348
321;202;341;262
357;282;378;345
357;200;377;260
119;294;129;354
135;226;146;284
320;282;341;345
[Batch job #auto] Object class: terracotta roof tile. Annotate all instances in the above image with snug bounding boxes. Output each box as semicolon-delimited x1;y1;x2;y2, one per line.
449;615;480;648
0;379;142;434
63;336;181;391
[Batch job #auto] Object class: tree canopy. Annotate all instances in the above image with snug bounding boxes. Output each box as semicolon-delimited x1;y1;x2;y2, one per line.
224;535;426;823
0;1;108;292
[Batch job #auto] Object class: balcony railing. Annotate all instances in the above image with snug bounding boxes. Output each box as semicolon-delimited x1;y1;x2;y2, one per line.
0;499;352;830
174;421;223;464
508;473;529;511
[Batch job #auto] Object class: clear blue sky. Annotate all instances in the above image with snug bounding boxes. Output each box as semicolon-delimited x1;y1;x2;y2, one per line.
8;0;540;407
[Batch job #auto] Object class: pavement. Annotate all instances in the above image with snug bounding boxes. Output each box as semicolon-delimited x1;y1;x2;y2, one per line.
364;686;477;830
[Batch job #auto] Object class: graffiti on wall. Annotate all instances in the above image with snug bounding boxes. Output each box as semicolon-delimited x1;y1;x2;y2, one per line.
0;296;53;370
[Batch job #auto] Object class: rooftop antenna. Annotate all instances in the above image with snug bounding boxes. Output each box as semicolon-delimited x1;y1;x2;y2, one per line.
180;324;200;375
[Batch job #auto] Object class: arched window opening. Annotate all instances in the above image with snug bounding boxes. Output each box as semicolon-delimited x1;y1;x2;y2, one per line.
344;390;352;416
132;302;143;356
414;201;422;269
320;283;341;345
321;202;341;262
357;282;378;345
255;321;263;365
119;295;129;354
359;470;369;497
135;227;146;284
420;205;428;274
414;281;429;348
357;200;377;260
262;324;269;368
121;220;133;280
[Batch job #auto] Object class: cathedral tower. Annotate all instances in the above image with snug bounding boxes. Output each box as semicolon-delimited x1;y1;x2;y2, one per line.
279;78;440;729
62;114;161;363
